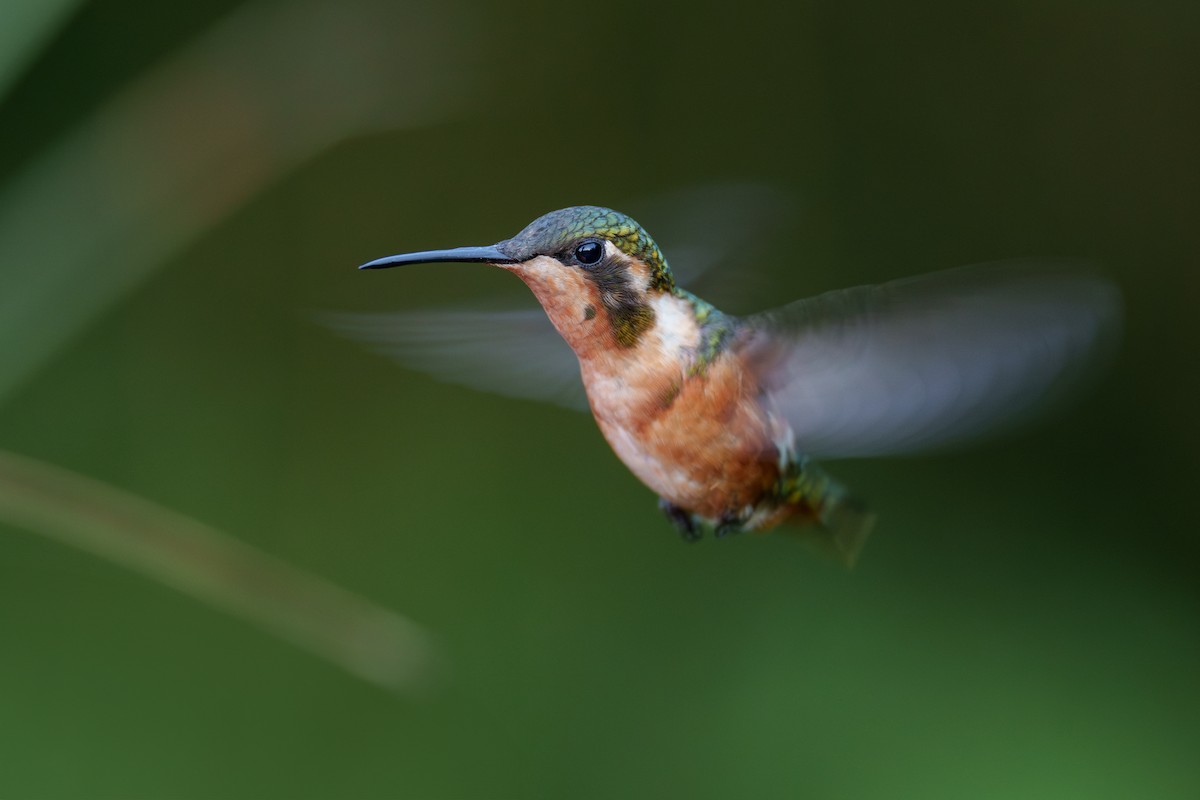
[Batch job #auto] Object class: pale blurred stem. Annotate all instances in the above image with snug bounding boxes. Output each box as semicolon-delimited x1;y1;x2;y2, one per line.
0;449;435;694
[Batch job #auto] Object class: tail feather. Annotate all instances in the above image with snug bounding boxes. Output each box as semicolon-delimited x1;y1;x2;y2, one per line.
780;462;876;566
811;497;876;566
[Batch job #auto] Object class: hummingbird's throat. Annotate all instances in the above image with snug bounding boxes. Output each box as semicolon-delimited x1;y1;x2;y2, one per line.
510;250;658;352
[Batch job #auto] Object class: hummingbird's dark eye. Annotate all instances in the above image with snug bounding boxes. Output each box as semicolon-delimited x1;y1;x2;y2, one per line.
574;239;603;266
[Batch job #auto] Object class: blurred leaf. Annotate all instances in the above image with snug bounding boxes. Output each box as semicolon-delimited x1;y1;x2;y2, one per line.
0;448;436;693
0;0;471;406
0;0;82;102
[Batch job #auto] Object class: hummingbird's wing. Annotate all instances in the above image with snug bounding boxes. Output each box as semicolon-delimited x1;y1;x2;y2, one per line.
742;262;1122;458
636;182;796;300
323;308;589;411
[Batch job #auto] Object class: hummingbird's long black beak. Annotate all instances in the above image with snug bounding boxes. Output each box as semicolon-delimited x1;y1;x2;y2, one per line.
358;245;517;270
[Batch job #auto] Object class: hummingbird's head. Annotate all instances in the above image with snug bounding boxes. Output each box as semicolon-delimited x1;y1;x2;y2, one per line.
496;205;675;290
360;206;677;350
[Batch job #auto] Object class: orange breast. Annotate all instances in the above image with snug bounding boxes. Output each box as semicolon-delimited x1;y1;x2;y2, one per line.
585;349;785;521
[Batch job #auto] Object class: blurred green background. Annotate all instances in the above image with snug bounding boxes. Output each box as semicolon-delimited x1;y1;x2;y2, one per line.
0;0;1196;797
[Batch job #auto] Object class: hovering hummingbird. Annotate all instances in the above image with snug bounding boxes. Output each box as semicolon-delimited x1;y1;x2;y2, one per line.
345;205;1120;562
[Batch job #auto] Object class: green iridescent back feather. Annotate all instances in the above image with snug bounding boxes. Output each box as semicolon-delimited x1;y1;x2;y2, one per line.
675;289;739;374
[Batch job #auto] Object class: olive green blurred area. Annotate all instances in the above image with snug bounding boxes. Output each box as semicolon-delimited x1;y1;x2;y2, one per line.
0;0;1197;797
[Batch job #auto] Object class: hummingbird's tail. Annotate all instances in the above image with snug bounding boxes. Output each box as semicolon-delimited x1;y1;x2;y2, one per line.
779;462;876;567
807;496;876;567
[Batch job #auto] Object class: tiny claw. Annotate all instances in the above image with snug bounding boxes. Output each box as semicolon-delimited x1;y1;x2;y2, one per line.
713;521;741;539
658;498;701;542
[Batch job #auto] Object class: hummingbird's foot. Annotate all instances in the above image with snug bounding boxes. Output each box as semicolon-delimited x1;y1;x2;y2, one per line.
658;497;701;542
713;513;745;539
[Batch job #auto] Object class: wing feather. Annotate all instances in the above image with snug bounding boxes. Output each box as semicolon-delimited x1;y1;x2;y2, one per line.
741;262;1122;458
323;307;588;411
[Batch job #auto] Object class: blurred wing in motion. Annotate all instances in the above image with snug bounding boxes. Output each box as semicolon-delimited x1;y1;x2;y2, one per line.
742;262;1122;458
633;181;798;294
324;308;589;411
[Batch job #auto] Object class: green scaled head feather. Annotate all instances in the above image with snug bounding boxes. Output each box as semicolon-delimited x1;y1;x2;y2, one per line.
497;206;676;292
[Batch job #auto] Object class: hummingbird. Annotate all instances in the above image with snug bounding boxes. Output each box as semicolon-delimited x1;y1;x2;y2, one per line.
346;205;1120;562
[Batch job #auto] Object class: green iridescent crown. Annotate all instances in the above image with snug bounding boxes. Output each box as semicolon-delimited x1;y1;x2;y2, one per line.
498;206;675;291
